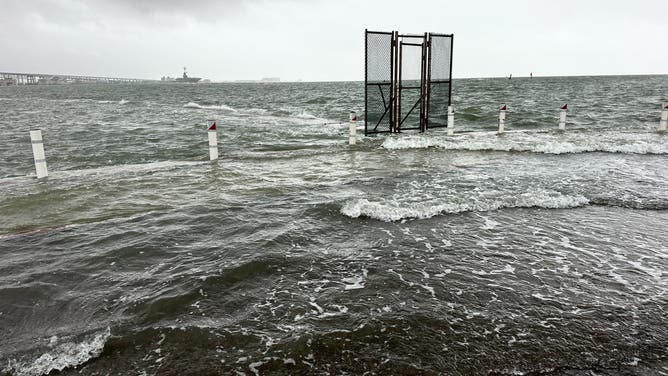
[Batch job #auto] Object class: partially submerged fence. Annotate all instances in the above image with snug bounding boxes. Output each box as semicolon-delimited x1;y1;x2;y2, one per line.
365;30;454;135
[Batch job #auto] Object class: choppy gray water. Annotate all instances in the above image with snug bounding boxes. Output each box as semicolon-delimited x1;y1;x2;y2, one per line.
1;76;667;375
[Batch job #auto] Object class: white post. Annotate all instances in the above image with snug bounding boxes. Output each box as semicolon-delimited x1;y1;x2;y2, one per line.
207;119;218;160
349;111;357;145
558;104;568;130
447;105;455;135
659;103;668;132
29;129;48;178
498;105;506;134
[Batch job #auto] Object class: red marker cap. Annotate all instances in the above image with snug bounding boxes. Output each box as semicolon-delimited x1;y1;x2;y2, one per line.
208;122;217;131
500;105;507;111
664;104;668;110
560;104;568;110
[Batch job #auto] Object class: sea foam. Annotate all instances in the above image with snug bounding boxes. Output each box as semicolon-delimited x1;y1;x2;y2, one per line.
340;189;589;222
381;132;668;155
183;102;237;112
5;328;110;376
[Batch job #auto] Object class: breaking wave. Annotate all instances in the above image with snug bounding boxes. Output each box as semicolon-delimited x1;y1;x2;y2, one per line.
267;109;333;124
381;133;668;155
3;328;110;376
294;110;319;120
183;102;237;112
341;190;590;222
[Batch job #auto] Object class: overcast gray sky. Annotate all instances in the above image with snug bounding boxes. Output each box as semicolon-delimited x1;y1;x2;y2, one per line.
1;0;666;81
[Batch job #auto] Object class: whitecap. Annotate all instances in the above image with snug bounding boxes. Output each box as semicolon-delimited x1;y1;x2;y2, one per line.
340;189;589;222
420;284;436;297
342;275;365;290
380;131;668;155
309;301;324;314
295;110;318;119
6;328;110;376
183;102;237;112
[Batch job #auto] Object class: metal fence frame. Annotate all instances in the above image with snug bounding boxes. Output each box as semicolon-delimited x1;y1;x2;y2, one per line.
364;30;396;135
364;30;454;135
425;33;454;130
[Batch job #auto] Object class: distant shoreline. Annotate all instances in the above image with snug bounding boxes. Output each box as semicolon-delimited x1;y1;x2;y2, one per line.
0;73;665;87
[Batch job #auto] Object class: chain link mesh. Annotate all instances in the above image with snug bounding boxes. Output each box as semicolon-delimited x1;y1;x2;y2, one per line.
365;32;393;134
429;35;452;81
398;41;424;131
428;82;451;127
427;34;453;128
365;31;453;133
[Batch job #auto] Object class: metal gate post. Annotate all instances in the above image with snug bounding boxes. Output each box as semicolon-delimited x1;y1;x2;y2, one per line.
448;36;454;109
392;31;399;133
364;29;368;135
421;32;429;132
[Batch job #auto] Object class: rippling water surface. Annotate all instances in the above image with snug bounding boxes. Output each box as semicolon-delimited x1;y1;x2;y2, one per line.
1;76;667;375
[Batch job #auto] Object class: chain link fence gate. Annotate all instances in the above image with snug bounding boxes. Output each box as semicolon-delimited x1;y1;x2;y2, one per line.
364;31;395;134
364;30;454;135
426;33;454;130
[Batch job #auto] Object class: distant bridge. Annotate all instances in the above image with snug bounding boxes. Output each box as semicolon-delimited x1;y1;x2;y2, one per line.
0;71;157;86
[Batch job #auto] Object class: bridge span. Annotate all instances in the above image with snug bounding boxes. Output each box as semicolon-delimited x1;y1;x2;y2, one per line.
0;71;156;86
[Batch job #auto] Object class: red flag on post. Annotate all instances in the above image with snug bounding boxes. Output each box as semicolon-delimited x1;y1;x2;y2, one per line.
208;122;216;131
664;104;668;110
500;105;507;111
560;104;568;110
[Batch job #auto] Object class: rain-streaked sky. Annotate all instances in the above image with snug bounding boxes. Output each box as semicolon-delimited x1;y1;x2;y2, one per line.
1;0;666;81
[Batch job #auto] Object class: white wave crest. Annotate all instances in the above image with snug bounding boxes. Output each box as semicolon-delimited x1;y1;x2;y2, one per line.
382;136;440;149
97;99;129;105
245;108;269;114
183;102;237;112
340;190;589;222
295;110;318;119
5;328;110;376
381;132;668;155
286;110;333;125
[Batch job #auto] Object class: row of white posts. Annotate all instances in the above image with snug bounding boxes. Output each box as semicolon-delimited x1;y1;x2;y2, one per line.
27;119;222;179
346;103;668;141
497;104;572;134
346;103;606;142
24;104;668;178
498;104;570;134
496;103;570;134
346;105;455;145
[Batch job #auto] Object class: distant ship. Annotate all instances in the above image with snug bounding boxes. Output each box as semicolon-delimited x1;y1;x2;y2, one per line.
175;67;201;83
